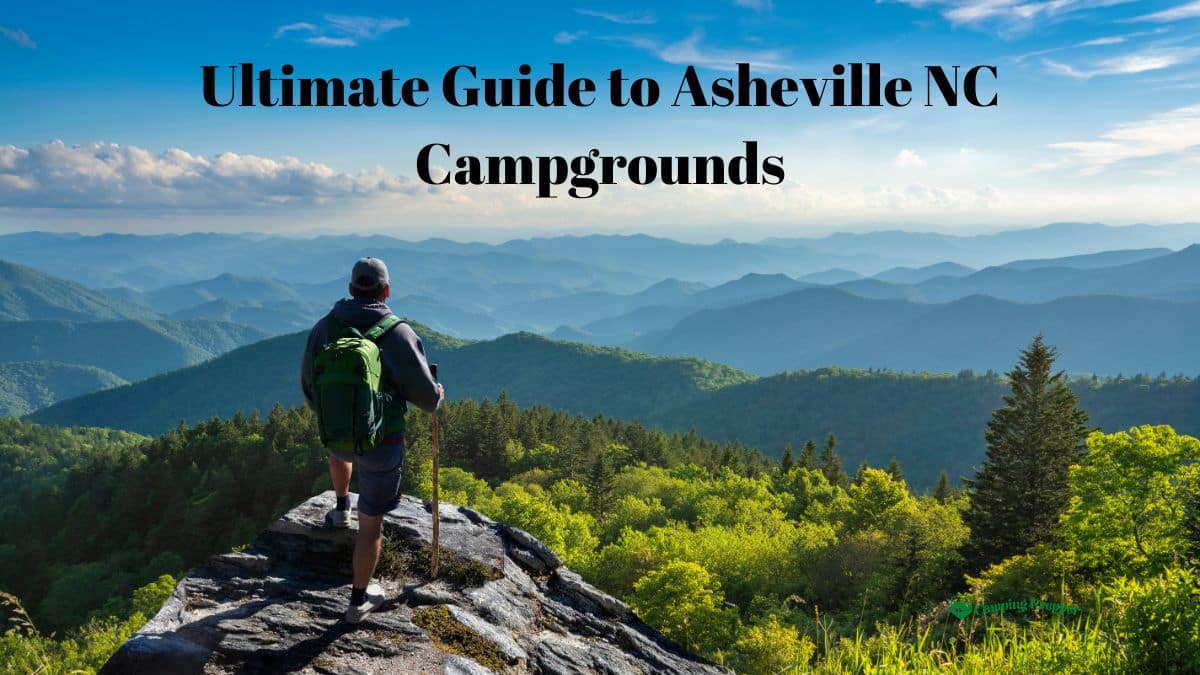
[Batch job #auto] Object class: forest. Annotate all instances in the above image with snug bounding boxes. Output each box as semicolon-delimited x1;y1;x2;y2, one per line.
2;340;1199;673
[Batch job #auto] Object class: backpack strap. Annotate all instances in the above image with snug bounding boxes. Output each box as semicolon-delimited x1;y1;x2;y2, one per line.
326;315;363;339
363;314;403;342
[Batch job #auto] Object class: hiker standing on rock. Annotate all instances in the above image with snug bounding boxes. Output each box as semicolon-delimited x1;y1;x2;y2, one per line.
300;257;443;623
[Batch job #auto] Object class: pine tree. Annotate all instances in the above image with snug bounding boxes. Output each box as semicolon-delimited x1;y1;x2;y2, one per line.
963;336;1090;572
820;433;849;488
933;470;951;504
798;439;817;470
854;459;871;484
585;452;616;521
885;459;904;483
780;443;795;473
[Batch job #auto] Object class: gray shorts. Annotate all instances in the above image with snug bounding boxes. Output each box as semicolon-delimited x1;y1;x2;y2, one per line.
329;440;406;517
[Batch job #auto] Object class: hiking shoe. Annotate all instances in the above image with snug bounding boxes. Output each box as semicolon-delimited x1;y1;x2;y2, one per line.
344;583;386;624
326;508;351;529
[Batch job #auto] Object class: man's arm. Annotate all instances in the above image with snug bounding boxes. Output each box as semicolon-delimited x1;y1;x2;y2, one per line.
299;323;320;409
380;323;443;413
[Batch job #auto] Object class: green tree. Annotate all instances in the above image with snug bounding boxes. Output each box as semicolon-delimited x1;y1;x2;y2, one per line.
933;471;951;504
820;433;849;489
963;336;1090;571
798;439;817;470
1061;426;1200;577
629;561;736;654
780;443;794;474
732;614;815;674
885;458;905;482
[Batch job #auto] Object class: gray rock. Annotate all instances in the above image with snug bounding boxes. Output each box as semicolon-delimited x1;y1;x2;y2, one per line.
101;491;730;675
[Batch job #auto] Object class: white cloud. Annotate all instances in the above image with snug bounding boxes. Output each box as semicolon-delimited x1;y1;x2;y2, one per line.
1043;47;1200;78
575;9;656;25
273;15;409;47
892;0;1135;34
1049;103;1200;173
610;29;791;71
0;141;414;209
895;148;926;167
554;30;587;45
0;26;36;49
734;0;775;11
1134;1;1200;22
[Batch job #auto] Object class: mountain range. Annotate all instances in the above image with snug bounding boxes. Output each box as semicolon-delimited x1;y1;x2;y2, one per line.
25;322;1198;489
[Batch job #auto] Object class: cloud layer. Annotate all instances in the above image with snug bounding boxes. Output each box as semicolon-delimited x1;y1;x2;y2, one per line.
274;15;409;47
1049;103;1200;173
0;141;413;209
0;26;36;49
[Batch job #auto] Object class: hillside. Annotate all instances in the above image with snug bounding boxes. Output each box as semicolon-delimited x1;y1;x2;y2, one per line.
650;368;1200;488
26;324;1200;489
631;288;931;374
0;260;160;322
0;319;270;381
916;245;1200;303
820;294;1200;374
0;361;127;417
633;287;1200;375
29;326;751;435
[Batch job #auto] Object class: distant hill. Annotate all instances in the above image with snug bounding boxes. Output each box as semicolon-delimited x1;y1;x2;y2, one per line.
632;287;1200;375
873;262;975;284
630;288;930;374
0;361;127;417
820;294;1200;375
0;260;159;322
800;268;863;284
143;273;310;313
29;325;753;435
0;319;269;381
916;245;1200;303
1001;247;1172;271
170;299;317;336
497;278;704;331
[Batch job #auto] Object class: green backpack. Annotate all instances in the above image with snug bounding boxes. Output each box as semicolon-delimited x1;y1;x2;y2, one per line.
311;314;403;453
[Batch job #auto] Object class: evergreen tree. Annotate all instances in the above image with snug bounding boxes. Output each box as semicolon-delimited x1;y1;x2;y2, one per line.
586;452;616;521
933;471;951;504
780;443;795;473
820;433;849;488
885;459;905;483
854;459;871;484
798;440;817;470
963;336;1090;571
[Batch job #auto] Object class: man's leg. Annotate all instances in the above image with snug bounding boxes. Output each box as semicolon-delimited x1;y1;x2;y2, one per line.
329;455;353;497
353;514;384;589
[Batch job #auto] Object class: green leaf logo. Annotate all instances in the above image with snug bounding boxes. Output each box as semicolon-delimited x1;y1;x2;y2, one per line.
949;600;973;620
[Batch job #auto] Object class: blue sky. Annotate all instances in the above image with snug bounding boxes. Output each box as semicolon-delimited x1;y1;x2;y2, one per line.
1;0;1198;240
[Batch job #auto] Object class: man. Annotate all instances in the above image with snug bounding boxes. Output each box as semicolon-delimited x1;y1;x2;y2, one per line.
300;257;443;623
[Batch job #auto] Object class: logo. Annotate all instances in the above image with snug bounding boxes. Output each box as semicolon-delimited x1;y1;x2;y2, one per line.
948;600;974;620
947;597;1080;620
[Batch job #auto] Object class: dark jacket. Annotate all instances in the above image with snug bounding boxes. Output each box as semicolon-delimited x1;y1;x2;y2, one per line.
300;298;441;436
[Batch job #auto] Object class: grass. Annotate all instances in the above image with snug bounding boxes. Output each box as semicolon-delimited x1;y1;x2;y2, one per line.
412;605;508;672
375;537;503;588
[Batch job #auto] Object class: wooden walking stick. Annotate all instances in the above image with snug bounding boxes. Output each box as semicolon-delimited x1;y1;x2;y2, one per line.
430;363;440;579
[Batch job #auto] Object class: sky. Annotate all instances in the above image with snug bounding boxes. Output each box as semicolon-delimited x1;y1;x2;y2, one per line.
1;0;1199;241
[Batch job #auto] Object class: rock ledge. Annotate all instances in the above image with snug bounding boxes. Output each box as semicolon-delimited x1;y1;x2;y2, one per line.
101;491;729;674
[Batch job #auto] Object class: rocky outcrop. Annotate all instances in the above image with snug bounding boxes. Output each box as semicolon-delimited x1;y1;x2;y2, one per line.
102;491;729;674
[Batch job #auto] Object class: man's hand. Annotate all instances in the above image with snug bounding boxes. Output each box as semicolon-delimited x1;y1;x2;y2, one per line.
436;383;445;405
